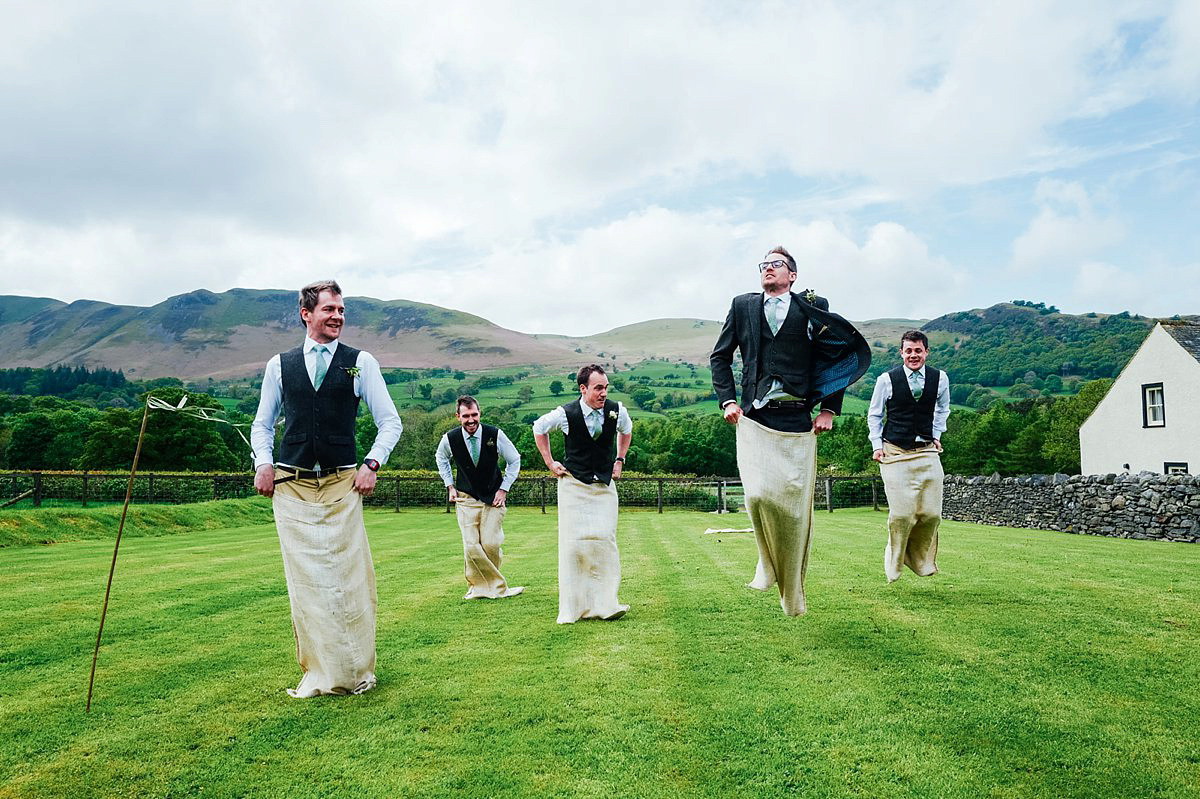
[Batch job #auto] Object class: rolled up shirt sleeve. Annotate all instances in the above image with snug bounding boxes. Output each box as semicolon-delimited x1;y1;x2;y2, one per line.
867;372;890;452
532;406;569;435
616;402;633;434
933;370;951;440
356;351;403;466
434;432;454;486
497;429;521;490
250;355;283;470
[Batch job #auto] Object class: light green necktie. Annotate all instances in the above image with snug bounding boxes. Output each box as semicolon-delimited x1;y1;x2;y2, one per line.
766;297;782;335
590;410;602;439
468;433;479;465
313;345;329;389
909;369;924;399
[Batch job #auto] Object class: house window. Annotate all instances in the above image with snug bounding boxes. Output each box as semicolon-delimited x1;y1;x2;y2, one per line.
1142;383;1165;427
1165;462;1189;475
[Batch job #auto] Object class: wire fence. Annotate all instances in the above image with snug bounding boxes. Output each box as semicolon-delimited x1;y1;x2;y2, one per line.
0;472;888;513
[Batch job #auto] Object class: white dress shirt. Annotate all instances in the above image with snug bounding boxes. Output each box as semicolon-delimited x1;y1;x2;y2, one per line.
532;402;633;437
250;336;403;469
866;365;951;451
435;426;521;492
754;292;810;407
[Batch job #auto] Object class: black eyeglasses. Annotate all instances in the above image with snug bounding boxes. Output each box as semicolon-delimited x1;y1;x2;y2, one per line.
758;260;791;273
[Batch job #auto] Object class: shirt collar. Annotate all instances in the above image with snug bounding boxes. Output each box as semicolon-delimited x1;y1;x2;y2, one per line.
304;336;340;355
908;365;926;377
763;291;791;306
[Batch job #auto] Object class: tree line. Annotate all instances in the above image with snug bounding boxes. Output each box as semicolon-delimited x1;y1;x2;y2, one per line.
0;377;1111;477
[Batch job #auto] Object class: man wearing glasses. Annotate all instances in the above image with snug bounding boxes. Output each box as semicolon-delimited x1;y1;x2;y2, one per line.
710;247;870;615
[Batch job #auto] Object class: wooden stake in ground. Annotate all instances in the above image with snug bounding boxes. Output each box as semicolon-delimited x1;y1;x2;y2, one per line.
86;399;152;712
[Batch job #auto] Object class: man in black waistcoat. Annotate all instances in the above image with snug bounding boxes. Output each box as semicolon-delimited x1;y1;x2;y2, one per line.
435;395;525;599
710;246;870;614
532;365;633;623
867;330;950;581
250;280;402;697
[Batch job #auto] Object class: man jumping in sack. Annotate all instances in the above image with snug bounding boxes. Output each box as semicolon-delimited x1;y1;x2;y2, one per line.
867;330;950;582
251;280;402;697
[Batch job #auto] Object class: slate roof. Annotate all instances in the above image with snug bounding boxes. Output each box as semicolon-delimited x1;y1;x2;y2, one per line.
1162;321;1200;363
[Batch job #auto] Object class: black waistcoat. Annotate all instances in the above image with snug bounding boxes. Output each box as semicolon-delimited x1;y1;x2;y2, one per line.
447;425;503;504
562;399;619;485
754;299;815;402
883;366;940;449
277;343;362;468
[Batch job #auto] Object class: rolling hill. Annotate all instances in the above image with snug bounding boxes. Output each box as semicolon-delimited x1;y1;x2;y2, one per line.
0;289;1188;386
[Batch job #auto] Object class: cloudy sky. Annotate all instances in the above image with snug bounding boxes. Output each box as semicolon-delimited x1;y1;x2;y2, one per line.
2;1;1198;335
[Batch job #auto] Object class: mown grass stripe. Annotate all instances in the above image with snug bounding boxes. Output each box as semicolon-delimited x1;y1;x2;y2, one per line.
2;508;1199;798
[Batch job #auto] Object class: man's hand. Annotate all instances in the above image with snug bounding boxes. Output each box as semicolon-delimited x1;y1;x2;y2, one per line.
612;460;624;479
547;460;569;477
447;486;459;503
813;409;835;434
254;464;275;498
353;464;377;496
872;449;884;462
722;403;743;425
934;439;943;453
492;489;507;507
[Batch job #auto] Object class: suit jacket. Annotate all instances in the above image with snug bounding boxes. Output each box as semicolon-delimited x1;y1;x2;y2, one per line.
710;290;871;413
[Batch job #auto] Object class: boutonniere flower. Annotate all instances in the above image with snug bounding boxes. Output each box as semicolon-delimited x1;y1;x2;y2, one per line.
342;366;361;377
608;410;618;419
486;439;496;448
803;289;817;304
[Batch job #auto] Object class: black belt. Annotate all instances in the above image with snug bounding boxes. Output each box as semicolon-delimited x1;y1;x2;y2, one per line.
273;466;355;485
762;399;807;410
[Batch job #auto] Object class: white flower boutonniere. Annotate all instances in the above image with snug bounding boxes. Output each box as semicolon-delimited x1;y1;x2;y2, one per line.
608;410;618;419
343;366;361;378
803;289;817;304
486;439;496;448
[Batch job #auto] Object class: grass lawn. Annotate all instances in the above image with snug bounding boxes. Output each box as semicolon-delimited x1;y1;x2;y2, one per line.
2;507;1198;798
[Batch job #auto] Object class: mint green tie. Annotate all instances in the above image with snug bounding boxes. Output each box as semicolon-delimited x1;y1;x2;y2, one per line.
313;345;329;389
909;369;924;399
468;433;479;465
766;297;782;335
590;410;602;439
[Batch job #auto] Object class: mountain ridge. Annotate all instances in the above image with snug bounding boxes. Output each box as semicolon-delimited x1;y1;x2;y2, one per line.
1;289;1187;381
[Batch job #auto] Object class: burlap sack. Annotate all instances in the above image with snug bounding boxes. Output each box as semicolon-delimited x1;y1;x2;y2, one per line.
879;442;943;582
556;476;628;624
456;497;523;599
273;483;377;697
736;416;817;616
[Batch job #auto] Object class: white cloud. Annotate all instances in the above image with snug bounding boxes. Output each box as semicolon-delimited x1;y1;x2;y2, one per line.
1071;259;1200;317
0;1;1196;334
364;211;966;335
1011;179;1125;272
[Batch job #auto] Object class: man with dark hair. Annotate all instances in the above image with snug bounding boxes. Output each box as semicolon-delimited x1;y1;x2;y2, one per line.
867;330;950;582
532;364;633;623
250;280;402;697
710;246;870;615
435;396;524;600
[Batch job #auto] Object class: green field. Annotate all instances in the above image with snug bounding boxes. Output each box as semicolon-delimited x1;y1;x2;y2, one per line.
386;359;715;421
3;507;1198;798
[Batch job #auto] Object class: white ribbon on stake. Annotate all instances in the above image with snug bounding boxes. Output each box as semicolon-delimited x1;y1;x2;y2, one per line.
145;393;256;450
87;391;257;711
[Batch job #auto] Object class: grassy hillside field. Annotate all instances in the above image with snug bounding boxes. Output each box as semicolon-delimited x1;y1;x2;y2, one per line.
2;506;1198;798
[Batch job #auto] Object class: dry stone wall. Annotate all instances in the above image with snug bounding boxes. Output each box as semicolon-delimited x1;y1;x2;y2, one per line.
942;472;1200;543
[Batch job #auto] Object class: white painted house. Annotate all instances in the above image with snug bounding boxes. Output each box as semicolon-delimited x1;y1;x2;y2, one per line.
1080;321;1200;475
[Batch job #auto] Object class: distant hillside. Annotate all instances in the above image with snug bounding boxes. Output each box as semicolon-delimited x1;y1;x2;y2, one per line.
923;302;1172;384
0;289;588;379
1;289;1187;384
